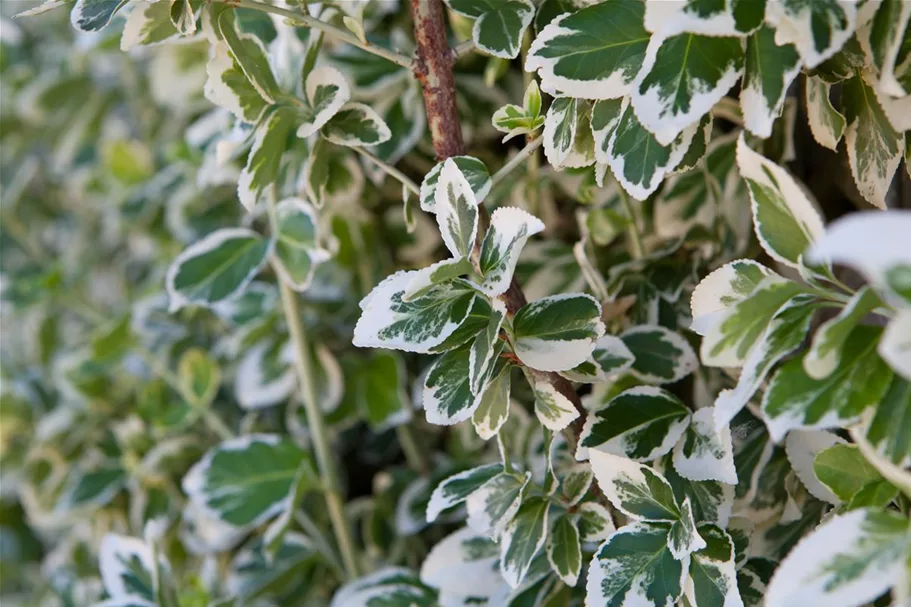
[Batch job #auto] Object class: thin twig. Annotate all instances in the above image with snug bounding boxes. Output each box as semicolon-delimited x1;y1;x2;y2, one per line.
351;145;420;195
450;39;475;61
490;137;543;189
230;0;413;69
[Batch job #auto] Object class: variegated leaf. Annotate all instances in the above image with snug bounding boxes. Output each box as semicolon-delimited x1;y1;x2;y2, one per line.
477;207;544;297
589;449;680;522
512;294;605;372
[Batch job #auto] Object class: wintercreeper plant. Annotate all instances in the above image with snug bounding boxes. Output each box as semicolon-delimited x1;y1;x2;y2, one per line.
0;0;909;606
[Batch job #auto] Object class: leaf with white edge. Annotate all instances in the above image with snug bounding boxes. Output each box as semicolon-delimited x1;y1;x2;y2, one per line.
434;158;480;259
426;464;504;523
14;0;69;19
99;534;156;602
713;294;818;430
204;42;269;124
177;348;220;408
867;0;911;97
271;197;328;292
332;568;436;607
591;334;635;377
500;498;549;588
166;228;271;312
664;463;734;527
403;258;475;302
423;345;483;426
296;66;350;138
783;429;845;504
322;102;392;147
238;106;297;212
542;97;578;168
71;0;129;31
590;97;624;161
169;0;197;35
813;443;884;503
477;207;544;297
419;156;491;213
234;339;294;410
690;259;776;337
765;0;857;68
213;8;279;105
699;277;804;367
354;270;478;353
600;98;699;201
590;449;680;522
512;294;604;372
182;435;314;528
56;463;126;515
805;75;846;151
579;386;691;463
806;210;911;308
805;286;880;379
526;0;649;99
865;377;911;465
741;25;801;138
674;407;737;485
446;0;534;60
675;113;713;174
668;498;707;560
420;527;504;602
547;514;582;586
842;71;905;210
492;80;544;142
578;501;616;543
228;533;316;602
765;509;910;607
621;325;698;385
469;300;506;395
880;310;911;381
472;362;512;440
586;522;687;607
532;377;580;432
737;136;826;268
684;525;743;607
561;464;593;506
762;326;895;442
633;33;745;146
644;0;764;37
466;471;530;540
121;0;179;50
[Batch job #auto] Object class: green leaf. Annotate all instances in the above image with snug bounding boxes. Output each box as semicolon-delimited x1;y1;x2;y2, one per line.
238;106;297;212
737;136;826;268
866;0;911;97
304;140;363;209
804;286;880;379
866;377;911;465
178;348;220;408
426;463;504;522
70;0;129;31
674;113;712;174
419;156;491;213
741;25;801;138
234;338;294;410
466;471;530;540
805;75;846;151
492;80;544;141
500;498;548;588
673;407;737;485
57;463;126;514
633;33;745;146
166;228;271;311
213;7;280;105
228;533;317;602
512;294;605;372
842;71;905;210
685;525;741;607
182;435;315;527
561;464;593;506
667;498;706;560
120;0;179;50
542;97;578;168
765;509;910;606
620;325;698;385
586;522;686;607
296;66;351;138
713;294;818;430
91;315;134;364
589;450;680;522
357;351;412;431
332;568;436;607
469;300;506;394
663;462;734;527
434;158;480;259
271;198;328;292
477;207;544;297
99;534;156;602
526;0;649;99
762;326;895;441
472;362;512;440
547;514;582;586
423;345;482;426
204;40;269;123
446;0;534;59
814;444;885;502
597;98;699;200
578;501;617;543
353;271;478;353
321;102;392;147
765;0;858;68
580;386;691;462
532;376;580;432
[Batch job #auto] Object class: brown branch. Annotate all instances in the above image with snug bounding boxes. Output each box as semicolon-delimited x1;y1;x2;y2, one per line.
407;0;586;439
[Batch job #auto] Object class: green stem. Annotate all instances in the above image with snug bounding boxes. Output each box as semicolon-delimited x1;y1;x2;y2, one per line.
490;137;543;189
617;188;644;259
450;39;475;61
351;145;420;196
396;422;429;475
267;191;361;579
230;0;414;69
